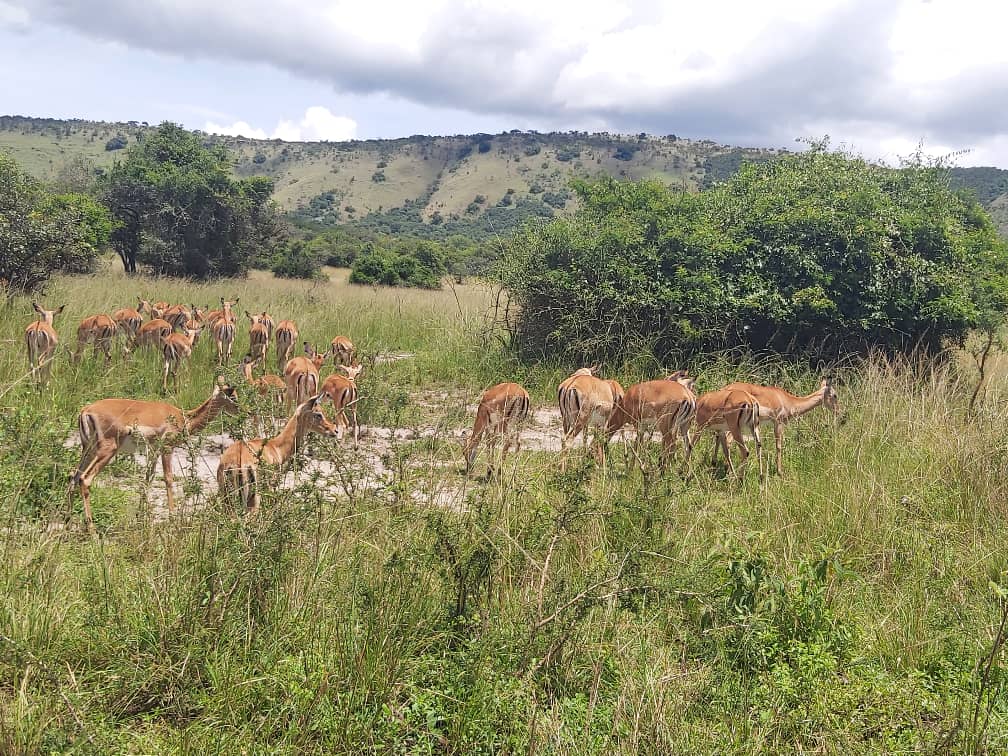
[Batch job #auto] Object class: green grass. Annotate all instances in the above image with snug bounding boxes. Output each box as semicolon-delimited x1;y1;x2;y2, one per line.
0;266;1005;753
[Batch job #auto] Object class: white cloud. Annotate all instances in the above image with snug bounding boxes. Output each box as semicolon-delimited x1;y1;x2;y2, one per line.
0;0;29;30
205;106;357;142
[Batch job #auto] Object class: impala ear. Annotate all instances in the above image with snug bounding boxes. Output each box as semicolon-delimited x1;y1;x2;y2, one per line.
233;297;240;306
55;305;65;315
31;301;41;313
220;297;225;307
303;341;313;356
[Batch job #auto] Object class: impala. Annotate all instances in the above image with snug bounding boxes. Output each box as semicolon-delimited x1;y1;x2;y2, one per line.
257;311;275;339
246;311;270;366
135;318;173;350
606;371;697;473
721;377;839;475
283;343;327;408
217;393;338;515
163;304;193;331
692;387;763;478
161;325;201;391
330;335;355;366
461;382;531;477
72;314;116;363
111;306;143;353
239;354;287;402
275;320;299;372
25;302;65;384
150;301;171;320
557;367;624;463
70;378;240;529
204;297;239;328
320;363;364;444
210;301;237;365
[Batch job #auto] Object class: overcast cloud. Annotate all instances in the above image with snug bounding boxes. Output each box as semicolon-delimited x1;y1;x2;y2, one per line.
2;0;1007;165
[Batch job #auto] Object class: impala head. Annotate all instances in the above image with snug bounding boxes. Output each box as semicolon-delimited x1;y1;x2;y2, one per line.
459;430;478;473
32;302;65;324
137;297;151;314
821;376;840;416
220;297;239;316
295;393;340;438
184;325;202;343
245;310;261;325
572;366;595;378
339;363;364;382
212;376;241;415
190;304;205;323
664;370;696;393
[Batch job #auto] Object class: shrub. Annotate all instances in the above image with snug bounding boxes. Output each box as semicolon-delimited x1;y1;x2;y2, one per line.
350;240;445;289
371;170;386;183
253;152;267;164
498;144;1008;362
104;135;128;151
271;239;326;280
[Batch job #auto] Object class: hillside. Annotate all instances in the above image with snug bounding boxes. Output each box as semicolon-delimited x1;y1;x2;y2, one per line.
2;115;1006;237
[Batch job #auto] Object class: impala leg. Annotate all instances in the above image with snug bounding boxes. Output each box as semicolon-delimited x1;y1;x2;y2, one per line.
74;439;118;531
351;405;359;448
774;422;784;476
162;450;176;514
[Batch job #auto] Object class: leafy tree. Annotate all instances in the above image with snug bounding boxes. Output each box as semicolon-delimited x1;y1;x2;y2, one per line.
0;155;112;294
271;239;326;280
102;122;282;277
499;144;1008;362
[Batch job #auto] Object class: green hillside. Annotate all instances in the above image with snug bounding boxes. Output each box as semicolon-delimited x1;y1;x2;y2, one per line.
2;115;1006;237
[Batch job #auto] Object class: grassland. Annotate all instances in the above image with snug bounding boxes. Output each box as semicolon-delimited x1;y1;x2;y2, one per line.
0;264;1006;753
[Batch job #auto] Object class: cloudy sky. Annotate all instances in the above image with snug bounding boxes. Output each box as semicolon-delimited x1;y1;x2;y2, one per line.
1;0;1006;166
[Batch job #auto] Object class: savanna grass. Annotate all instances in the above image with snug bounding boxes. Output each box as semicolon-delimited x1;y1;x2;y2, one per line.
0;264;1005;753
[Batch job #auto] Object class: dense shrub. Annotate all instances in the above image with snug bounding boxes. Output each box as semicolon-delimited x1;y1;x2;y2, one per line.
271;239;326;280
498;144;1008;362
350;240;446;289
104;135;128;151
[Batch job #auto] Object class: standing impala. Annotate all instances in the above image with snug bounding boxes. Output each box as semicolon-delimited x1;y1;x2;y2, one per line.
283;343;327;408
246;312;270;366
161;324;201;391
217;393;338;516
606;371;697;473
692;387;764;478
275;319;299;372
461;382;531;477
720;377;839;475
70;378;240;530
557;367;623;463
163;304;192;331
210;299;237;365
330;335;355;366
135;317;173;350
321;363;363;444
25;302;65;384
72;314;116;363
257;311;275;339
112;306;143;353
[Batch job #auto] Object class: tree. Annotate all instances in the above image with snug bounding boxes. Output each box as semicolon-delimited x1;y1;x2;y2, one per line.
498;144;1008;362
0;155;111;295
102;122;282;277
271;239;326;280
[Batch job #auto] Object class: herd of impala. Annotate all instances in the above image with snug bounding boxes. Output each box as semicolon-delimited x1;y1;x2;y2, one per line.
22;298;840;531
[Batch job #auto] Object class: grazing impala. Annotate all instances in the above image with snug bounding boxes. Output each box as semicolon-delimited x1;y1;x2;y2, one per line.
112;306;143;353
692;387;763;478
283;343;327;408
239;354;287;402
557;367;624;463
163;304;192;331
217;393;338;515
135;318;173;350
321;363;364;444
72;314;116;363
461;382;531;476
70;378;240;529
606;371;697;473
721;377;839;475
25;302;64;384
246;311;270;366
330;335;355;366
161;324;201;391
275;319;299;372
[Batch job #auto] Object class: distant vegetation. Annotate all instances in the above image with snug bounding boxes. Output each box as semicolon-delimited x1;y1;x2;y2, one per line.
499;143;1008;362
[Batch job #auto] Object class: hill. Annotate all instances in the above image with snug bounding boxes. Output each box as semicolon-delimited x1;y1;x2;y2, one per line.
2;115;1006;238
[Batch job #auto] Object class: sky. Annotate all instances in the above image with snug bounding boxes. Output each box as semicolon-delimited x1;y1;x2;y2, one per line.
1;0;1006;166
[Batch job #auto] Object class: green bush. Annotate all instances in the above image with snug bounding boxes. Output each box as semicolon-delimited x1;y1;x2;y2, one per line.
271;239;326;280
498;143;1008;362
350;240;446;289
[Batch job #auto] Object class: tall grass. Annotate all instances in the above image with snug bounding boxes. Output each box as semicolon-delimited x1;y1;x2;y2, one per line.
0;265;1005;753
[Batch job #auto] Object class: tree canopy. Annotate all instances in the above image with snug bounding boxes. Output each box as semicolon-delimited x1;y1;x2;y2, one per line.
498;144;1008;362
102;122;282;277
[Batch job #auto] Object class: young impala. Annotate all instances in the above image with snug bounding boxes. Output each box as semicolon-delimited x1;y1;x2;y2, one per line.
330;335;355;366
275;319;299;372
461;382;531;477
70;378;240;529
692;387;764;478
606;371;697;473
25;302;65;384
321;363;364;444
161;324;201;391
720;377;839;475
239;354;287;403
557;367;624;463
217;393;338;516
283;343;327;408
72;314;116;363
246;312;270;366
